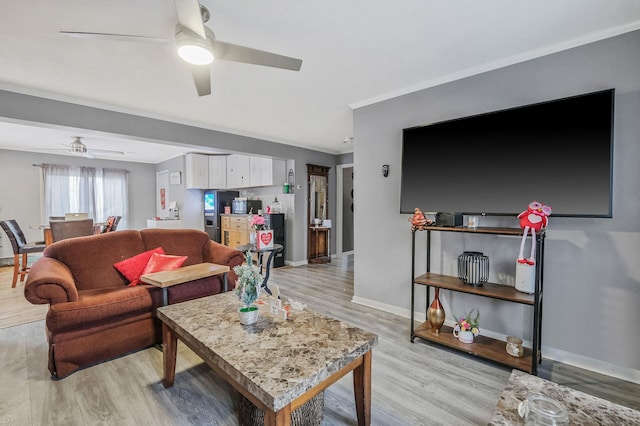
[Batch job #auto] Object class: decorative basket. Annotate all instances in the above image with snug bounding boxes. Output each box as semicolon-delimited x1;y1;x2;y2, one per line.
236;391;324;426
458;251;489;286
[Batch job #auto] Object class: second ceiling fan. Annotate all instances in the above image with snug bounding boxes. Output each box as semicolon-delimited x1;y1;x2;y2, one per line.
60;0;303;96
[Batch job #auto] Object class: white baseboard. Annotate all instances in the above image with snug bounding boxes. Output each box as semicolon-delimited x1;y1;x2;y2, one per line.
350;295;640;385
285;259;308;267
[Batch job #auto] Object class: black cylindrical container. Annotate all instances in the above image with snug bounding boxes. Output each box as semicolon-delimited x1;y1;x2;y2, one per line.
458;251;489;286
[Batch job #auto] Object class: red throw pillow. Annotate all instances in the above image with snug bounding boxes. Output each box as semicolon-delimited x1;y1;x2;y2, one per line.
114;247;165;286
140;253;188;277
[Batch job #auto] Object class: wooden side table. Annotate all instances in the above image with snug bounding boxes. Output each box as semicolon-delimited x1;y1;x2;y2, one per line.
308;226;331;264
141;262;230;305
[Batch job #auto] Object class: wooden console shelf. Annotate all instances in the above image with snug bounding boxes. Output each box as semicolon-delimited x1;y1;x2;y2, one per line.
410;225;545;375
414;322;534;372
414;272;535;305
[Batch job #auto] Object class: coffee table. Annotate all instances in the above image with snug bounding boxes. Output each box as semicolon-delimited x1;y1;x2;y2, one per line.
489;369;640;424
157;292;378;425
141;262;230;306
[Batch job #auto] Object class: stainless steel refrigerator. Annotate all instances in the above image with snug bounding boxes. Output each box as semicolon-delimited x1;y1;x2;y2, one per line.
204;190;239;242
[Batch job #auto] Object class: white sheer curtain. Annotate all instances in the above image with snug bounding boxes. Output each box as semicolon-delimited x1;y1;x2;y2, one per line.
42;164;129;229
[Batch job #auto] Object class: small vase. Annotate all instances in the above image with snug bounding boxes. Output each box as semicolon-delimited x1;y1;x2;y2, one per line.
453;325;475;343
238;305;259;325
249;232;256;245
427;288;445;334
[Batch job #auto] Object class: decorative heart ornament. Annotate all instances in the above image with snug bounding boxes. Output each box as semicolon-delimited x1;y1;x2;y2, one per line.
260;232;273;245
256;230;274;249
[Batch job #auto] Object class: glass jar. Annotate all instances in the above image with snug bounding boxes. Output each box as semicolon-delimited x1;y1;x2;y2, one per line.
518;394;569;425
271;197;281;213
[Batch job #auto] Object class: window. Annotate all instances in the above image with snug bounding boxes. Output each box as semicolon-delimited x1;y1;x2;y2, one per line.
42;164;129;228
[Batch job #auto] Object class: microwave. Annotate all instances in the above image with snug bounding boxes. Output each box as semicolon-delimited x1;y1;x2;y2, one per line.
232;199;262;214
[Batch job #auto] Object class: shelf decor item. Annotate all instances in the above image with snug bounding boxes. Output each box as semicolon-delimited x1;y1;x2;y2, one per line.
458;251;489;286
452;308;480;343
256;229;274;250
506;335;524;357
427;288;445;334
234;250;264;325
517;200;551;266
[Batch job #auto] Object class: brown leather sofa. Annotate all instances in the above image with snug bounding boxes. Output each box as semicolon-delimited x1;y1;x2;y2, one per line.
24;228;245;379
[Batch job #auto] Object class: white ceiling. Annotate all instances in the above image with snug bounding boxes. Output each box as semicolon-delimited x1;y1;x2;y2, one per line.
1;0;640;163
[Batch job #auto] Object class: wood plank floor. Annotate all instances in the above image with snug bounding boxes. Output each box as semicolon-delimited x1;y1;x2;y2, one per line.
0;257;638;425
0;265;48;329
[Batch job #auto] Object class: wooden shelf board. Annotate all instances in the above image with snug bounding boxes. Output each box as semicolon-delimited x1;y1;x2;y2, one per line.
414;322;534;373
414;273;535;305
415;226;530;236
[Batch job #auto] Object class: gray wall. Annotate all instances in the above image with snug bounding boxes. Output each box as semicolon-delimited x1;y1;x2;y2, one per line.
0;90;341;263
0;149;156;259
353;30;640;378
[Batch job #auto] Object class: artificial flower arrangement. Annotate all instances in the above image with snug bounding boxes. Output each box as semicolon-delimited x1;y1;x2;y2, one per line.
233;250;264;309
250;214;266;231
453;307;480;337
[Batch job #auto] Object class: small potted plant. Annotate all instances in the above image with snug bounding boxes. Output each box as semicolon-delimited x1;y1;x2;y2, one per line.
233;250;264;325
452;308;480;343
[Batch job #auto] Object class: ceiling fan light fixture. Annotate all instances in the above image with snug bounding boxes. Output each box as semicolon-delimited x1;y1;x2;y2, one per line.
70;137;87;153
177;38;214;65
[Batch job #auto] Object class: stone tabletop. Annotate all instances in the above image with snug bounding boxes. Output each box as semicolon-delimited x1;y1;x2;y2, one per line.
489;369;640;425
157;292;378;412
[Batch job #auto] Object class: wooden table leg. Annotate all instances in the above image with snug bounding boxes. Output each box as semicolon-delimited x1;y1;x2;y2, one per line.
353;351;372;426
264;404;291;426
162;323;177;388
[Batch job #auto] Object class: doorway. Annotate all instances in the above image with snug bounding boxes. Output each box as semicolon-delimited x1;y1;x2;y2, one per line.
336;164;354;256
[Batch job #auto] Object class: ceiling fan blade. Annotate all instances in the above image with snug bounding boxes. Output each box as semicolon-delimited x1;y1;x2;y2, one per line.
189;64;211;96
89;148;126;155
83;152;96;159
174;0;206;40
211;40;302;71
60;31;170;44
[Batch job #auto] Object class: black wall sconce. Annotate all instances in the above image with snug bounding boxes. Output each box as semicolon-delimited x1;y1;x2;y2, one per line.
382;164;389;177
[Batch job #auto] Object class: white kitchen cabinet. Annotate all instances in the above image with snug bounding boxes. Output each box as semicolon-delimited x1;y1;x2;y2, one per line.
185;153;209;189
249;156;263;187
249;157;286;187
226;154;251;188
208;156;227;189
268;158;287;187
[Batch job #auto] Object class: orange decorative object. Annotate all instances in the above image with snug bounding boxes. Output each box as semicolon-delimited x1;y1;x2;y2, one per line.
409;207;432;231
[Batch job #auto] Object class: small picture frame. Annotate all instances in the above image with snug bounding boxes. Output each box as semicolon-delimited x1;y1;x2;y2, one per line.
269;298;282;316
169;171;182;185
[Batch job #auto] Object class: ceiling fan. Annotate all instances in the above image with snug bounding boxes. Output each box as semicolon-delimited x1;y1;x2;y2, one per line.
59;0;303;96
58;137;126;159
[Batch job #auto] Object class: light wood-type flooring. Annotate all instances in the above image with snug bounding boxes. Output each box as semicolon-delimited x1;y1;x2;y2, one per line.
0;257;638;425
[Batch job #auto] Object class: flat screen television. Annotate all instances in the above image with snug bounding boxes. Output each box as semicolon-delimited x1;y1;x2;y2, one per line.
400;88;614;218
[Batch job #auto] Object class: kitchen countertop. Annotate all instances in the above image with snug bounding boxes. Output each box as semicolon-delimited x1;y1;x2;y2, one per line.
489;369;640;425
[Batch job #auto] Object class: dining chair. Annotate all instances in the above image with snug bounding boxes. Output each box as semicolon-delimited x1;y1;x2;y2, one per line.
101;215;122;233
0;219;47;288
111;216;122;231
50;218;95;242
49;216;65;221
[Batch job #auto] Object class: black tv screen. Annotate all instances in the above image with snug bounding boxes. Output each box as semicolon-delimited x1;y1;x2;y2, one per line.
400;89;614;218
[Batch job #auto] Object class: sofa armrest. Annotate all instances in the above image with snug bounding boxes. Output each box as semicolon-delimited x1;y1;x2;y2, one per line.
205;242;245;285
24;257;79;305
